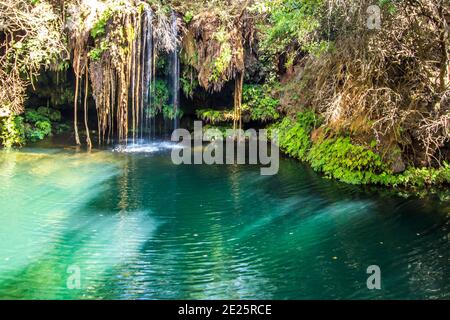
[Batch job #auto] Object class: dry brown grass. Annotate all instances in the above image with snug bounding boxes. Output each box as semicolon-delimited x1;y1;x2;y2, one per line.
282;0;449;166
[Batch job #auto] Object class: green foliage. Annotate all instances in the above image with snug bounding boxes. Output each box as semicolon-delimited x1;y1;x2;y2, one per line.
183;11;194;24
308;137;387;185
91;8;114;39
378;0;397;14
36;107;61;122
242;84;280;122
25;110;48;123
203;125;233;140
196;85;280;125
152;79;170;112
26;120;52;142
0;116;25;148
271;111;450;187
25;107;61;123
196;109;231;124
181;67;199;99
210;43;232;82
143;80;184;120
89;40;110;61
271;111;316;161
22;107;60;143
258;0;331;75
55;123;71;134
156;56;169;76
387;165;450;188
163;105;184;120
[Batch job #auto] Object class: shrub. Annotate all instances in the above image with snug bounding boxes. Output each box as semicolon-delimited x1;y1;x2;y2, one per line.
390;164;450;188
242;84;280;122
308;137;387;185
36;107;61;122
25;120;52;142
25;109;48;123
0;115;25;148
163;105;184;120
271;111;316;161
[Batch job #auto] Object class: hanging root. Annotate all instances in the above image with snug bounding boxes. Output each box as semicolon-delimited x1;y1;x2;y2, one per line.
84;63;92;149
73;54;81;146
68;1;169;145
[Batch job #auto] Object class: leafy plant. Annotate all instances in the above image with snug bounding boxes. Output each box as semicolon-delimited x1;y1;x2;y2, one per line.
242;84;280;122
0;116;25;148
271;111;316;161
210;42;232;82
91;8;114;39
25;120;52;142
308;137;387;185
36;107;61;122
183;11;194;24
196;109;233;124
259;0;330;67
163;105;184;120
181;67;199;99
89;40;110;61
21;107;60;143
25;110;48;123
152;79;170;112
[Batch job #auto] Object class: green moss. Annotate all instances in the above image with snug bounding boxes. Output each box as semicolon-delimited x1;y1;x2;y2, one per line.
270;111;450;188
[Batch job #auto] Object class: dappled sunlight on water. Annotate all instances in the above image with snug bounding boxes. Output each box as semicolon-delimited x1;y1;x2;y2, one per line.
0;147;449;299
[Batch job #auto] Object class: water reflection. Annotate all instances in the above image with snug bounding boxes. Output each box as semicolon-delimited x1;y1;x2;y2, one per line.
0;148;448;299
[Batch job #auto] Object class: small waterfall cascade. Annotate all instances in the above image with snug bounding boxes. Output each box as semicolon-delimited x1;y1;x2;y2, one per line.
129;9;180;143
170;11;181;132
86;4;183;146
142;8;155;140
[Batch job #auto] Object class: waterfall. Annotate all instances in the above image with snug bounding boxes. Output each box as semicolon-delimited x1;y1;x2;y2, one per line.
133;9;179;141
170;12;180;131
142;9;154;140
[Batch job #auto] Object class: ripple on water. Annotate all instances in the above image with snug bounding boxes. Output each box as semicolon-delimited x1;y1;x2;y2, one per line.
0;147;449;299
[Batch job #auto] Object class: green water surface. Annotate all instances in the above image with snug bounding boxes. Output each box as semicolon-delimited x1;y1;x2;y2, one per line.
0;144;449;299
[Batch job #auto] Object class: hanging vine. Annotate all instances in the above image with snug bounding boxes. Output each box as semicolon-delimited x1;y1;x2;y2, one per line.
66;0;179;146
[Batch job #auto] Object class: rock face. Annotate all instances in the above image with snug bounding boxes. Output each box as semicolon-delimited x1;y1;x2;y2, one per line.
389;152;406;174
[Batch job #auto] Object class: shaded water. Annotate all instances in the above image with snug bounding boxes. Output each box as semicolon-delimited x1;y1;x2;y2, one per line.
0;144;449;300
